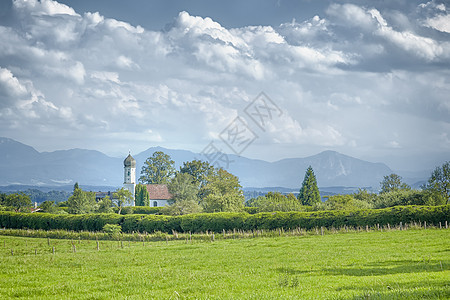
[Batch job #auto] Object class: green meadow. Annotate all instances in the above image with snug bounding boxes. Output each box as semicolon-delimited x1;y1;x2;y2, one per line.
0;229;448;299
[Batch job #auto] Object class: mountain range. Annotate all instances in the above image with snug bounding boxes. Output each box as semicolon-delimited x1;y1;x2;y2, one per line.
0;137;429;191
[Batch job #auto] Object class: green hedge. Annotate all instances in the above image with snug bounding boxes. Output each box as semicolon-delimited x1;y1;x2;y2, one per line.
0;213;123;232
113;206;163;215
0;205;448;233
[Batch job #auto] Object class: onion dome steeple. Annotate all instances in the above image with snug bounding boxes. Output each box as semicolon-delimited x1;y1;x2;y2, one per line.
124;152;136;168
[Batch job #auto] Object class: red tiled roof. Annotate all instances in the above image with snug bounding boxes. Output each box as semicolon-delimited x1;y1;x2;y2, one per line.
146;184;172;200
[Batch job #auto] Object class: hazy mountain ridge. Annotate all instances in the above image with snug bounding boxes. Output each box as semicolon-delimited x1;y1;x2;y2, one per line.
0;137;417;190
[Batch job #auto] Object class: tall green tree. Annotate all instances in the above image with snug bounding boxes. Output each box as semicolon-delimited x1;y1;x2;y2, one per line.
180;160;214;188
4;193;32;212
113;188;133;214
200;169;245;212
139;151;175;184
380;173;410;194
135;184;149;206
298;166;321;206
164;173;202;215
168;173;199;203
67;186;96;214
424;161;450;204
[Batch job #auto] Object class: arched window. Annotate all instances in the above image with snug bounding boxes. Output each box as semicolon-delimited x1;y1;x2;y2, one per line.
153;201;158;207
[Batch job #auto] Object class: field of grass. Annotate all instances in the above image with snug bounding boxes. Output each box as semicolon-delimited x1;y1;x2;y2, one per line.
0;229;448;299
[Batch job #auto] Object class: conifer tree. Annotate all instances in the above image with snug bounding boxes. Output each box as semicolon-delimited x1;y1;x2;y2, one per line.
298;166;321;206
135;184;149;206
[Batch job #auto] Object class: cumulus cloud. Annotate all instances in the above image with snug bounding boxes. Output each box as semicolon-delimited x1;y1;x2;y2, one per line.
0;0;448;170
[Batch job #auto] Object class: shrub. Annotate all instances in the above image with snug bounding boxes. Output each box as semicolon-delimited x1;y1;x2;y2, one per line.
103;224;122;238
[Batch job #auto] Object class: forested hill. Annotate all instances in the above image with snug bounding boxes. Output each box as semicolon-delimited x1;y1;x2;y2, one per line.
0;137;396;189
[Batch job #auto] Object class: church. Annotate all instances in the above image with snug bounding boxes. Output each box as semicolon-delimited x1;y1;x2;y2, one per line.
123;153;171;207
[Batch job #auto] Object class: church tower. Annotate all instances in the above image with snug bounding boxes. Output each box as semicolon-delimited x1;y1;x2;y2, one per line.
123;152;136;206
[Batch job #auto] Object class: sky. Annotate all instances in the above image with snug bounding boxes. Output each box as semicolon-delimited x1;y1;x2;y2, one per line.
0;0;449;172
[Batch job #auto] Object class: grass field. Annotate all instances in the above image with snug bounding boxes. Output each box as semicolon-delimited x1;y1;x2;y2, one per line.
0;229;448;299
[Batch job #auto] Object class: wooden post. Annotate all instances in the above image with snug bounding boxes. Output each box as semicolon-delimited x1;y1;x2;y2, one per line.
212;233;215;242
446;221;448;229
223;229;226;239
439;222;442;229
424;221;426;229
96;241;100;251
366;225;369;232
387;223;390;230
52;247;55;254
320;227;324;236
400;222;403;230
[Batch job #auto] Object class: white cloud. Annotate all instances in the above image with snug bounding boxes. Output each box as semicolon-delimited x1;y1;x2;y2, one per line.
326;3;376;30
13;0;79;17
0;1;448;170
425;14;450;33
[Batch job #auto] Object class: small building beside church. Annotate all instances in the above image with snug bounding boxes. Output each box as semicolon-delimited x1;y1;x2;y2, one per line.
146;184;171;207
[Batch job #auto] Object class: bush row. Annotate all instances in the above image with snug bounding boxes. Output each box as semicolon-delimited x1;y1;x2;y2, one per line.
112;206;163;215
0;205;448;233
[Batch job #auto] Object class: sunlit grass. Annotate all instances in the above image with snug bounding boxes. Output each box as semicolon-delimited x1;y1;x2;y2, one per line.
0;229;448;299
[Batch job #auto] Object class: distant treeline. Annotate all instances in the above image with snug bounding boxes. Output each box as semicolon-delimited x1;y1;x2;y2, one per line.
0;189;71;204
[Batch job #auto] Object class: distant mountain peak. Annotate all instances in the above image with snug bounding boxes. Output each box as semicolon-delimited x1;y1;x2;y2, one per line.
0;138;403;189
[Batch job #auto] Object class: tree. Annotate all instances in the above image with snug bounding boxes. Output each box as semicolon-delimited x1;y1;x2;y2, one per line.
135;184;149;206
67;186;96;214
0;192;7;206
4;193;32;212
161;199;203;215
248;192;303;212
39;200;57;213
353;188;378;206
165;173;202;215
298;166;321;206
380;174;410;194
96;196;113;213
139;151;175;184
180;160;214;193
424;161;450;204
324;194;372;210
200;169;245;212
113;188;133;214
168;173;199;203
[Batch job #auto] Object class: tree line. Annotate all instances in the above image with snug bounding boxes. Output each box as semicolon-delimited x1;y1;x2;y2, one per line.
1;151;448;215
247;162;449;213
